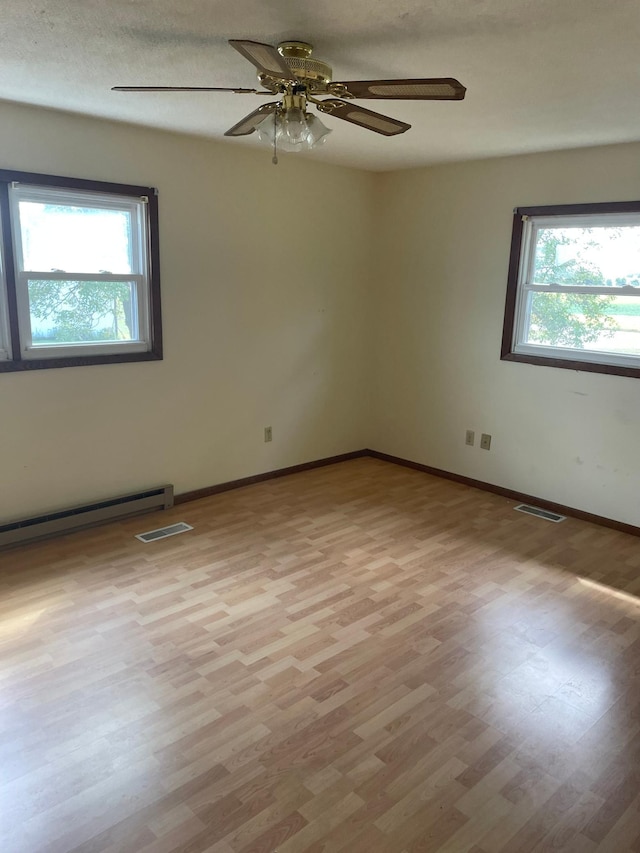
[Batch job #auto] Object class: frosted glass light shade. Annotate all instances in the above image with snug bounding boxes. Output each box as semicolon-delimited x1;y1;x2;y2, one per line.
256;111;332;152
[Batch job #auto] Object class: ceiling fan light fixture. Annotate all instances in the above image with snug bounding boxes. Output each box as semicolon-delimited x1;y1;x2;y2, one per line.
256;108;332;153
281;106;309;149
305;114;332;147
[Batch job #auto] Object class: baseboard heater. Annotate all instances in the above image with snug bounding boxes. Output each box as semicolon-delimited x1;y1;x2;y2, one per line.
0;484;174;549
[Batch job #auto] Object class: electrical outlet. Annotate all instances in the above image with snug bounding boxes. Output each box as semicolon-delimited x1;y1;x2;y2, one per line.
480;433;492;450
264;426;272;443
465;430;475;446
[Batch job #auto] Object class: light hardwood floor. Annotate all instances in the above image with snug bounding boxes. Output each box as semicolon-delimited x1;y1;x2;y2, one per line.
1;457;640;853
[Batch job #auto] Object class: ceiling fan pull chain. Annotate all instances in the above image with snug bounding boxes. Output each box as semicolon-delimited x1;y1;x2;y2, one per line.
272;110;279;165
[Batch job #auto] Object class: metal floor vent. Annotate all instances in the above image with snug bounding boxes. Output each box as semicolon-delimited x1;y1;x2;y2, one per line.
136;522;193;542
514;504;566;523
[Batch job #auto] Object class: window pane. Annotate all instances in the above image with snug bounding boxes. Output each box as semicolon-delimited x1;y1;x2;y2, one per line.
525;292;640;355
532;226;640;288
18;202;134;274
28;280;138;345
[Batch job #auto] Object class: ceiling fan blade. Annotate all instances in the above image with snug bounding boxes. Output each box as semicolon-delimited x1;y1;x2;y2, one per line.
228;40;297;82
317;100;410;136
224;102;279;137
333;78;466;101
112;86;270;93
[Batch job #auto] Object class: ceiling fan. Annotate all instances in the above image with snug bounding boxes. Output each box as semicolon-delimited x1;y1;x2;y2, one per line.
113;39;466;161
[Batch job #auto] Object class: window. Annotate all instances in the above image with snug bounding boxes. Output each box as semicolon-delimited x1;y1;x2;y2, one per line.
501;201;640;378
0;169;161;372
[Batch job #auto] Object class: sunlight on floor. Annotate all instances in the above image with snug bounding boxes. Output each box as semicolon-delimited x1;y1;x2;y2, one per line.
578;576;640;607
0;607;47;640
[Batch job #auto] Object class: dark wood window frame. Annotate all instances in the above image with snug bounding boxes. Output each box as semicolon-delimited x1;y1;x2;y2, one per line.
501;200;640;379
0;168;162;373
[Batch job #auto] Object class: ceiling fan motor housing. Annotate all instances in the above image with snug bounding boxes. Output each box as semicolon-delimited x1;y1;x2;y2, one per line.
283;56;332;86
258;41;333;91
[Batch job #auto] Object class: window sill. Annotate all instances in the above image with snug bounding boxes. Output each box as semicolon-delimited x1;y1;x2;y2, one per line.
500;349;640;379
0;350;162;373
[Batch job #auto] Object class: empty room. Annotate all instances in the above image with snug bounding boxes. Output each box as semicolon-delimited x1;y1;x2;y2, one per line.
1;1;640;851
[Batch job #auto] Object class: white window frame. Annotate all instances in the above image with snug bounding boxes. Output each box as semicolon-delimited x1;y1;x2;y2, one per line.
504;205;640;377
9;184;152;360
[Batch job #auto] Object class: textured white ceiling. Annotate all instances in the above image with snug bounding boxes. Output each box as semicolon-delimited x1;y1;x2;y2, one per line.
3;0;640;170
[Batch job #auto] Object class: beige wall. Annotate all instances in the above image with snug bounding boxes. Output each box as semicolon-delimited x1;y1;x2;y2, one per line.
2;99;639;529
371;143;640;527
0;101;375;521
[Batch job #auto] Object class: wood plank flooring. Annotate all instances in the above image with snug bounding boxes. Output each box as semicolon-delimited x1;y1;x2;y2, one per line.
1;457;640;853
